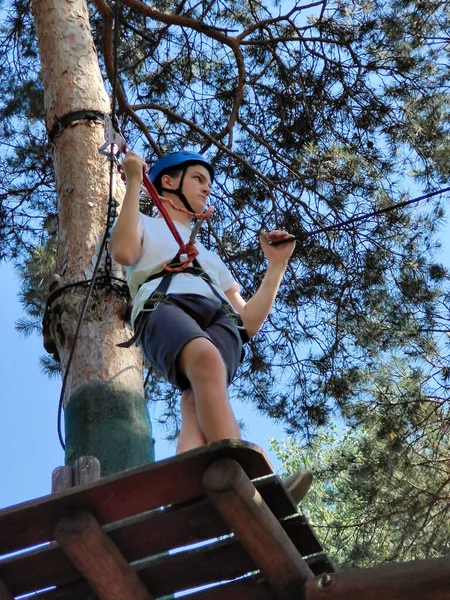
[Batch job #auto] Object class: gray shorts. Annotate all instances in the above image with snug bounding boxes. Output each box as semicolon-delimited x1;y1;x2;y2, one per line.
140;294;244;391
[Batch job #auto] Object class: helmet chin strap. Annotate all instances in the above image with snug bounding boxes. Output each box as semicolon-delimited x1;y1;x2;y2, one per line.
160;168;196;213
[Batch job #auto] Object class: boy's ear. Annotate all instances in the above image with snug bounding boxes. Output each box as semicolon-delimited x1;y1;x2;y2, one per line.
161;173;173;189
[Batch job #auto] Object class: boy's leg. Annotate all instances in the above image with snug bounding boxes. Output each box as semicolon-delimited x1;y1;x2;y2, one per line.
176;388;207;454
178;337;241;442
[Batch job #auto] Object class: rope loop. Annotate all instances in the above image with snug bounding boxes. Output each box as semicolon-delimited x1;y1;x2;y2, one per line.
161;198;214;221
163;242;199;272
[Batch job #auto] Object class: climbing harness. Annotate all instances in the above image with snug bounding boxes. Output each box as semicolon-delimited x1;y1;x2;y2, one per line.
100;118;246;348
118;256;249;348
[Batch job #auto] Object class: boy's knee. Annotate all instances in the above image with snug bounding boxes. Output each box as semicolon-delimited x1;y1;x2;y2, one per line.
180;337;226;378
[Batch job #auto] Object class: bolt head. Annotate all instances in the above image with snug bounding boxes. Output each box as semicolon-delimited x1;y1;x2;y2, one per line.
317;573;333;589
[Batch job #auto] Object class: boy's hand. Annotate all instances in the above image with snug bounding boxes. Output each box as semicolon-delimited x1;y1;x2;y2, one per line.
122;151;147;184
259;230;296;264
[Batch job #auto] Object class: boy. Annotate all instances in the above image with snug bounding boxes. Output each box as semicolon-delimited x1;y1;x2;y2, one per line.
111;150;311;500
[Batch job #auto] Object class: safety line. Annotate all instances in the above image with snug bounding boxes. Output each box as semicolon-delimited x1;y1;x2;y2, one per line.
271;187;450;246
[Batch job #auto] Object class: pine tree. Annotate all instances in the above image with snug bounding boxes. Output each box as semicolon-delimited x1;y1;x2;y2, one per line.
0;0;155;474
271;409;450;568
0;0;449;447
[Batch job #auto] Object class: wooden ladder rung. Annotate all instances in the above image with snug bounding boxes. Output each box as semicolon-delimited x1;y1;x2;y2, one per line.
203;458;314;600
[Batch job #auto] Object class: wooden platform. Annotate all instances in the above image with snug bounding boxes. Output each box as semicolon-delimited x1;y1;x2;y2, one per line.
0;440;333;600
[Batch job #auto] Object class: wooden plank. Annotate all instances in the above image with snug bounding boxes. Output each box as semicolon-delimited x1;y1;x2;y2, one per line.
137;534;257;597
9;525;291;599
54;510;153;600
52;466;73;494
175;572;276;600
129;533;325;599
304;555;450;600
180;555;450;600
203;458;313;599
18;554;450;600
0;440;272;555
305;553;336;576
282;515;323;558
10;573;275;600
22;535;253;600
16;579;95;600
73;457;101;486
0;579;14;600
0;511;323;597
0;544;78;597
0;477;316;597
10;533;332;600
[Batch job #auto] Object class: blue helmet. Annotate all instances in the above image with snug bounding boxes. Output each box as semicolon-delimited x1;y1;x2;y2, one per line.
148;151;214;184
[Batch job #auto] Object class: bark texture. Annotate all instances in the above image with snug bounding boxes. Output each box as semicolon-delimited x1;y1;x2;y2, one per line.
32;0;154;472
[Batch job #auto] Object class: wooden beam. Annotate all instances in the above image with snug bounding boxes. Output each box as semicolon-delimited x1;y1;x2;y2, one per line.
305;555;450;600
0;580;14;600
54;510;153;600
203;458;314;600
0;475;309;597
1;439;272;556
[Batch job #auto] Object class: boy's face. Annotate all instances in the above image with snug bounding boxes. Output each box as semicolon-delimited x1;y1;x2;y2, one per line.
168;164;212;212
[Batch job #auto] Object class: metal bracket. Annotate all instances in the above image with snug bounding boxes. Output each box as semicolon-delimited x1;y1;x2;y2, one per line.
99;114;127;161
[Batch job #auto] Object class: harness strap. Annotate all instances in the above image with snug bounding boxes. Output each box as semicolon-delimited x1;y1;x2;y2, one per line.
141;171;186;250
141;171;210;271
159;167;195;213
118;255;249;348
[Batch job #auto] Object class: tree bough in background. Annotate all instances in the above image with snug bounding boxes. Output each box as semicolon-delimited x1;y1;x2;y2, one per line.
0;0;449;447
271;412;450;567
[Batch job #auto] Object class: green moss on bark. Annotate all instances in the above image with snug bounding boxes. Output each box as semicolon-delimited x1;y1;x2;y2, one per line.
65;381;155;476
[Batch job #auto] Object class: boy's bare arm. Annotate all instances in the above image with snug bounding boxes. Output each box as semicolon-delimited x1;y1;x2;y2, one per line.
225;230;295;337
110;152;147;266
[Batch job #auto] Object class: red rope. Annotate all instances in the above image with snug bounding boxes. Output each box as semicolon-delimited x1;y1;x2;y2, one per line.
162;241;199;272
141;169;186;248
161;197;214;220
119;148;211;271
140;168;215;271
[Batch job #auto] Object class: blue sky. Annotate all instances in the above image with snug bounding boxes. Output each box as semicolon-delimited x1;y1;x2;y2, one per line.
1;204;449;512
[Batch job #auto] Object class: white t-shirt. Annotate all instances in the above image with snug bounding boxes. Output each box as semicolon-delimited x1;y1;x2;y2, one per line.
126;214;239;326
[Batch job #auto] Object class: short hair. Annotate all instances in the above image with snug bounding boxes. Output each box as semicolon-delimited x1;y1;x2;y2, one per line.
154;165;184;193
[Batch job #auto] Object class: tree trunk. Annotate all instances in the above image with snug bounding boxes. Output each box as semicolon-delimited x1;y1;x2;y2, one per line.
32;0;154;475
